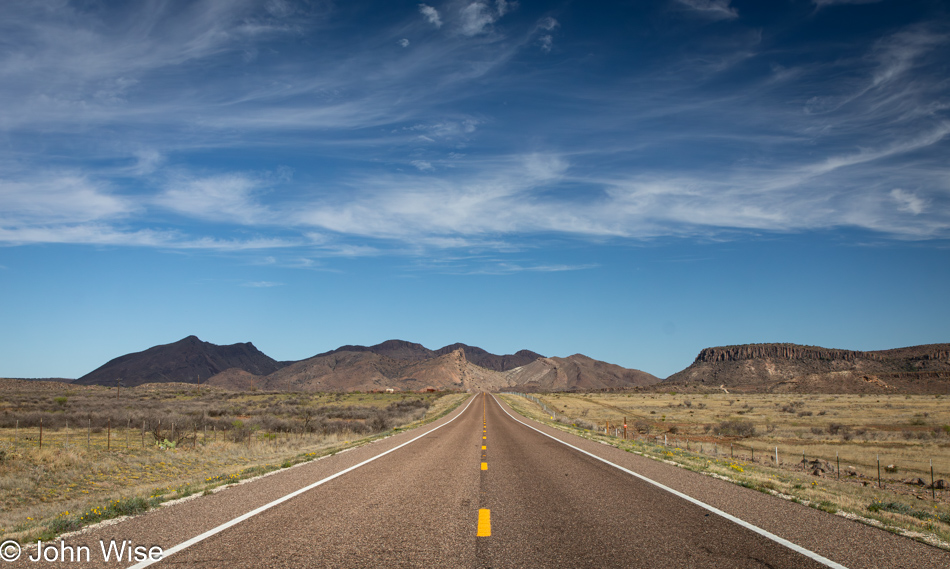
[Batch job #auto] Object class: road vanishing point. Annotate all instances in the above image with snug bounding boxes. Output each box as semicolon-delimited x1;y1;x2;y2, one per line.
10;394;949;568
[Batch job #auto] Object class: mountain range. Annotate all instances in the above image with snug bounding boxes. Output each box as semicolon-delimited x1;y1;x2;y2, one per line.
40;337;950;394
71;336;659;392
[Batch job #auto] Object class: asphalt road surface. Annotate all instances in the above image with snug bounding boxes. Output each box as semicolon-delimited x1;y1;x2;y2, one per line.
10;393;950;568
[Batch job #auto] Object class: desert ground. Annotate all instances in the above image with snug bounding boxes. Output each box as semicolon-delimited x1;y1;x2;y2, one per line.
0;380;466;543
501;391;950;548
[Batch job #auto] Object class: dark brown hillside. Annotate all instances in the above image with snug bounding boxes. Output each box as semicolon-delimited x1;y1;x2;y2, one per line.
316;340;435;361
73;336;287;387
665;342;950;394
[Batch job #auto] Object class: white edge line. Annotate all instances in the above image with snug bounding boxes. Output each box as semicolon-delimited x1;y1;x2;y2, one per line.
127;394;478;569
492;394;849;569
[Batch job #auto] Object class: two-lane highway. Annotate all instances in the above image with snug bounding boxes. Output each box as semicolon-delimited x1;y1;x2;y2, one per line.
478;395;830;569
15;393;950;568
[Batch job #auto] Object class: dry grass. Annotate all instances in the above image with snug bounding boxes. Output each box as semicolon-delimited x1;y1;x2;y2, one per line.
533;392;950;477
501;392;950;548
0;384;467;543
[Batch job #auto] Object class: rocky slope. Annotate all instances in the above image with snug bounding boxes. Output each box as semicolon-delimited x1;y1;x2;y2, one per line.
504;354;660;392
73;336;287;387
254;348;659;393
315;340;543;371
257;349;469;392
665;343;950;393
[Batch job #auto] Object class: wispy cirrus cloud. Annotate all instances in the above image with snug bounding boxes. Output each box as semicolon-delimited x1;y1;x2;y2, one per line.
812;0;883;8
442;262;599;275
0;0;947;266
155;173;275;225
242;281;283;287
0;174;132;225
0;224;300;250
672;0;738;20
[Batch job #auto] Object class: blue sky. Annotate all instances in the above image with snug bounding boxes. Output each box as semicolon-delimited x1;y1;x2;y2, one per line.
1;0;948;380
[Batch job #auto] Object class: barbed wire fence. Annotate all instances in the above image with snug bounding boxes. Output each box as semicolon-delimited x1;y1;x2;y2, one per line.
499;391;945;499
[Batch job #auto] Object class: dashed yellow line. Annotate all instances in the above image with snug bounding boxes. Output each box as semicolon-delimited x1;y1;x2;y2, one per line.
481;462;488;470
481;445;486;450
477;509;491;537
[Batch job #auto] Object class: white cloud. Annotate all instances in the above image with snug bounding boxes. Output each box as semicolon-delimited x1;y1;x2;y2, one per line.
155;173;272;225
803;25;946;115
447;262;598;275
419;4;443;28
539;35;554;53
283;134;950;243
870;26;946;89
538;17;558;31
406;119;479;139
535;17;558;52
460;2;497;36
0;224;299;250
0;174;132;224
890;189;926;215
411;160;435;171
399;38;410;48
523;154;568;180
673;0;739;20
120;149;165;176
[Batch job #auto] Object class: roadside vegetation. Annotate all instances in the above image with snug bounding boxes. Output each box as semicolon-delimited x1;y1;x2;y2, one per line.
500;392;950;549
0;382;466;544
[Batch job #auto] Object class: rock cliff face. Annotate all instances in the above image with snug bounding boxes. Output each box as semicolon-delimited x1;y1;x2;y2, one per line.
694;343;950;365
666;343;950;394
694;344;872;364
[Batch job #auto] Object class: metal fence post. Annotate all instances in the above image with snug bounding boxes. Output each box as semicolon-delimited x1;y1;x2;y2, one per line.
877;455;882;488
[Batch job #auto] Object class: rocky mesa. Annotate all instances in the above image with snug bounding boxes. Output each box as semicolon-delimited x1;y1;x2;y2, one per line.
664;342;950;393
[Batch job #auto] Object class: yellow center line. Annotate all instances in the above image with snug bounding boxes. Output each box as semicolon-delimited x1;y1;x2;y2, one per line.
481;462;487;470
481;445;486;450
483;436;486;439
477;509;491;537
